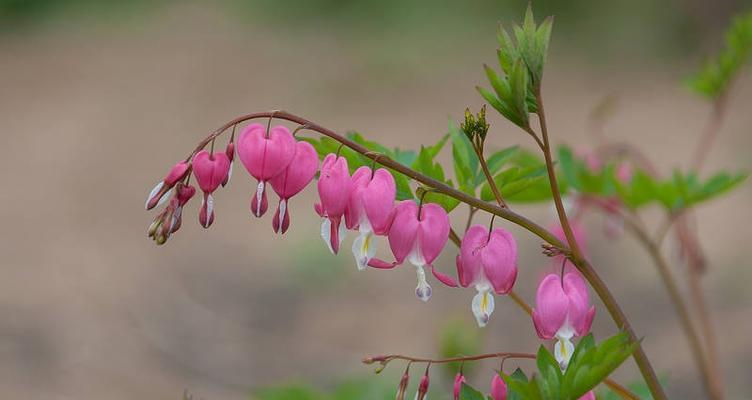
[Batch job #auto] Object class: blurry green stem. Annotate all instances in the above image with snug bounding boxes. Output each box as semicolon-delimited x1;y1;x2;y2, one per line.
530;88;667;400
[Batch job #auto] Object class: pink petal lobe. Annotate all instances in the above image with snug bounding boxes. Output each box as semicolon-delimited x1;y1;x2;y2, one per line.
193;150;231;194
361;168;396;234
417;203;449;264
459;225;487;286
533;274;568;339
317;154;352;219
482;228;518;294
269;140;318;199
387;201;419;263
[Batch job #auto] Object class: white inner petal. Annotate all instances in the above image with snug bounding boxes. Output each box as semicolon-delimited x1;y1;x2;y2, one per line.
255;181;265;215
471;284;494;327
278;198;287;223
321;218;334;254
406;239;426;268
352;231;377;271
338;218;347;249
206;194;214;218
554;337;575;371
145;181;164;209
415;265;432;302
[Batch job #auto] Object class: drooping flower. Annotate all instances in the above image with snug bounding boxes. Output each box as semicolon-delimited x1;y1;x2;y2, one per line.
145;160;191;210
193;149;231;228
314;153;352;254
456;224;518;327
168;182;197;234
453;372;466;400
490;374;507;400
237;123;296;217
369;200;457;301
345;166;396;270
532;272;595;369
269;140;319;234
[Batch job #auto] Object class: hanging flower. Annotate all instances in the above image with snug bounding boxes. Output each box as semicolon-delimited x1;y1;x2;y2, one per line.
237;123;296;217
532;271;595;369
314;153;352;254
346;166;396;269
192;149;231;228
456;224;518;327
269;140;319;234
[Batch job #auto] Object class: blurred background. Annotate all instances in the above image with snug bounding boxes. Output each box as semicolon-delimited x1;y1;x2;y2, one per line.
1;0;750;398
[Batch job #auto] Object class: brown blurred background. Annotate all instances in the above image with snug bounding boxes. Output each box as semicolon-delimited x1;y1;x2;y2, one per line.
0;0;750;398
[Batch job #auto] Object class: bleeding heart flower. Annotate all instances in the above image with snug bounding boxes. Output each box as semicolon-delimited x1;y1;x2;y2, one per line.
315;153;352;254
453;373;466;400
193;150;231;228
532;271;595;369
369;200;457;301
237;123;296;217
145;160;190;210
456;224;518;327
269;140;319;234
346;166;396;270
490;374;507;400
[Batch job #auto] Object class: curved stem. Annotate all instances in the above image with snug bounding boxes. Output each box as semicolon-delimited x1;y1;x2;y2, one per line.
196;110;664;399
584;196;722;399
368;352;537;365
475;142;508;208
532;89;666;400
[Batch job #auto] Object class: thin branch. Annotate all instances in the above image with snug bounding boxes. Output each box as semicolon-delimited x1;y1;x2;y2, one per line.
584;196;722;400
475;142;508;208
532;88;666;400
192;110;665;400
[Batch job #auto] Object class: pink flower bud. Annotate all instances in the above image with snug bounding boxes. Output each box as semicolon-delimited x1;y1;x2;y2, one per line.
315;154;352;254
457;224;518;326
237;123;296;217
453;373;466;400
396;369;410;400
269;141;319;234
416;373;429;400
490;374;507;400
222;141;235;187
145;160;190;210
346;166;396;270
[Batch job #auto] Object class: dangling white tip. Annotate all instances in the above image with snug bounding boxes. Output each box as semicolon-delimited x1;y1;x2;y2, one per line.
321;218;334;254
255;181;264;216
415;265;432;302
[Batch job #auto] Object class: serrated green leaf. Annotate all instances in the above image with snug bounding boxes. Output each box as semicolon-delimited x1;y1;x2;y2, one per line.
460;382;486;400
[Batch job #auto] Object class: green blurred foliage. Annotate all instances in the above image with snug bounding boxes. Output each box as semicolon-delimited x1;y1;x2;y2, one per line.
688;11;752;99
1;0;742;64
438;318;484;378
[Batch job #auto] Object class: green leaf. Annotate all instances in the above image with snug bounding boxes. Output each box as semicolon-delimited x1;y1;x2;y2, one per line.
562;332;639;399
535;345;563;399
484;146;520;178
504;369;532;400
688;11;752;99
557;146;581;191
460;382;487;400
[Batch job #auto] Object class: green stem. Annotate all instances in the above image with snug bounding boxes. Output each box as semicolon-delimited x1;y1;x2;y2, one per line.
532;89;667;400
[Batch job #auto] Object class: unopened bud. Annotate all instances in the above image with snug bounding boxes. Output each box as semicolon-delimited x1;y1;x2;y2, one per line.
395;368;410;400
415;374;429;400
